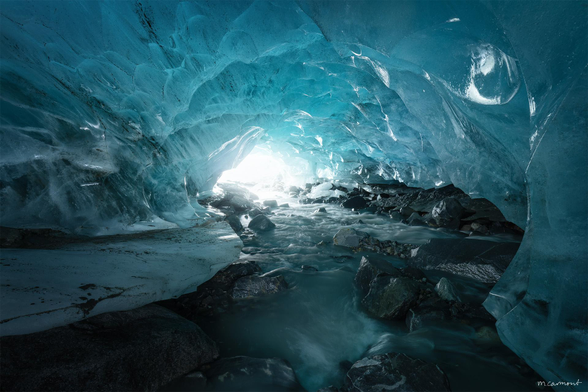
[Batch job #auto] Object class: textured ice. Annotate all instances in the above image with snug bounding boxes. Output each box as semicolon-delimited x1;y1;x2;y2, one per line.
0;0;586;387
0;222;242;336
1;0;533;232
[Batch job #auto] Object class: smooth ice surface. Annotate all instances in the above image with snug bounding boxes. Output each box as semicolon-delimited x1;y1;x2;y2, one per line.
0;0;587;387
0;222;242;336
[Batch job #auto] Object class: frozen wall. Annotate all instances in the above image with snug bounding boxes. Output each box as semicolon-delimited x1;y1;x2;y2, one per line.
0;0;586;387
1;0;532;233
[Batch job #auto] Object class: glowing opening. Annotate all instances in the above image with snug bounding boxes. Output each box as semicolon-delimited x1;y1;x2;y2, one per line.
218;146;289;186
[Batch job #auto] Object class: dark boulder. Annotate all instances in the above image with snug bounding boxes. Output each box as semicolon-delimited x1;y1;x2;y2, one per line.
204;357;304;391
342;196;367;210
461;198;506;223
0;305;218;392
408;238;519;283
162;261;261;316
314;207;327;213
333;228;369;248
431;198;464;229
249;208;265;217
227;195;252;212
401;266;427;281
248;214;276;232
435;277;461;302
225;215;243;232
263;200;279;208
231;275;288;299
470;221;490;235
407;212;428;226
399;206;415;217
354;256;403;295
361;276;425;320
405;296;451;332
345;353;451;392
389;211;403;221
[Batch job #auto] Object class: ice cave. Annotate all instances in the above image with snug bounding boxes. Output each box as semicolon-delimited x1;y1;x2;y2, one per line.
0;1;586;391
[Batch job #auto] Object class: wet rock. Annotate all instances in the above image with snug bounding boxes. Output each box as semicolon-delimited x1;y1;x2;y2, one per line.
342;196;367;210
435;277;461;302
225;215;243;232
206;261;262;290
231;275;288;299
0;305;218;392
431;198;464;229
249;208;265;217
407;212;427;226
248;214;276;232
406;306;450;332
354;256;403;295
263;200;279;208
161;261;261;316
405;296;451;332
333;228;369;248
389;211;403;221
408;238;519;283
203;356;304;392
239;229;260;247
399;206;415;217
279;203;290;208
460;224;472;232
228;195;252;212
359;237;418;259
475;326;502;344
361;276;424;320
470;221;489;235
461;198;506;223
314;207;327;213
345;353;451;392
209;191;253;212
401;266;427;281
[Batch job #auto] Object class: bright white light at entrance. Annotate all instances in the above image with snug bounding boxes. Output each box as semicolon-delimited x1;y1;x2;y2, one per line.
219;148;288;185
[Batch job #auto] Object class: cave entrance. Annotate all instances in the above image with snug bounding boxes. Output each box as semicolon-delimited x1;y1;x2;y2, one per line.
217;145;311;195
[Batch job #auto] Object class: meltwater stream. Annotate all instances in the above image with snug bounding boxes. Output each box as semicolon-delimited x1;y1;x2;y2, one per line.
195;188;539;392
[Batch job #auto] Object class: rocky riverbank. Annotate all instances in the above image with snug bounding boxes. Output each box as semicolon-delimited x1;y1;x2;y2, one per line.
1;181;544;392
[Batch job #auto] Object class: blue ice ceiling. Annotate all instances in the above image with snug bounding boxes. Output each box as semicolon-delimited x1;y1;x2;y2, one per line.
0;0;586;388
3;0;548;232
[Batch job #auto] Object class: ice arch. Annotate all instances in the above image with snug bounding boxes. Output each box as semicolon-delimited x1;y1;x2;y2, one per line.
0;0;586;388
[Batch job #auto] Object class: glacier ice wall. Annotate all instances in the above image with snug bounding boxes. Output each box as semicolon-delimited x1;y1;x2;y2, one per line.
0;0;586;386
1;0;533;232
